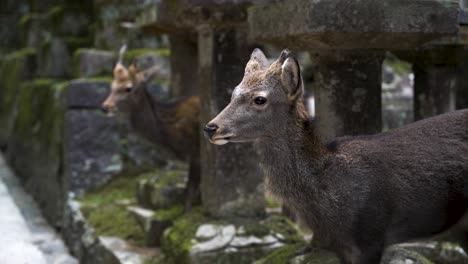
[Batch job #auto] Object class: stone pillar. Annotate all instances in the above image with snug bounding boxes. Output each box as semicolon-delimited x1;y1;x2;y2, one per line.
198;25;265;219
413;63;457;120
310;50;384;140
457;60;468;110
169;33;199;97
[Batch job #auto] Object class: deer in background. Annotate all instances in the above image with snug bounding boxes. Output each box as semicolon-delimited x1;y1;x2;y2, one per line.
102;45;201;211
204;48;468;264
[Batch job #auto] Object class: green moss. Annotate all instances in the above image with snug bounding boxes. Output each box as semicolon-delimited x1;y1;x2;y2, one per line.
263;214;303;243
74;77;113;83
254;243;304;264
64;37;93;54
13;79;64;147
161;209;207;264
154;169;186;188
79;176;152;246
79;176;138;207
124;48;170;62
82;204;145;245
384;54;412;75
265;198;280;209
143;254;167;264
244;223;271;237
152;205;184;221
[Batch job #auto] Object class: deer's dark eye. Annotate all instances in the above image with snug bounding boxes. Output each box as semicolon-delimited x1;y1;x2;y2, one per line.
254;96;267;105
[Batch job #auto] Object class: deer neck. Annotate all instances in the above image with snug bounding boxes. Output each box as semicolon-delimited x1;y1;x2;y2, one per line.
255;107;329;206
128;87;167;144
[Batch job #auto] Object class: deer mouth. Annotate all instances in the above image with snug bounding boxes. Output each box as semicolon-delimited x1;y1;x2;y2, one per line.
210;134;234;145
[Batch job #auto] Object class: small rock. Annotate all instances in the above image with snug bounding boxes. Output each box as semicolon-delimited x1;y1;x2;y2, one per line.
191;225;236;253
230;234;278;248
52;254;79;264
196;224;219;240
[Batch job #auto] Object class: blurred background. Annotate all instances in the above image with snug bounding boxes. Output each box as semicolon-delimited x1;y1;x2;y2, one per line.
0;0;467;263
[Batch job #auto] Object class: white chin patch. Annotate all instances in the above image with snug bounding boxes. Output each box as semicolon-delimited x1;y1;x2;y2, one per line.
213;139;229;145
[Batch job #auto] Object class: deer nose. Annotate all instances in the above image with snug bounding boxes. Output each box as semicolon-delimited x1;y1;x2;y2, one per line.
101;106;109;114
204;123;219;138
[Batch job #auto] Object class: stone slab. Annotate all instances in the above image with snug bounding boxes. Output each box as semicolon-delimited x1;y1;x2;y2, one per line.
65;80;111;109
248;0;459;49
0;154;78;264
64;110;122;193
73;49;115;78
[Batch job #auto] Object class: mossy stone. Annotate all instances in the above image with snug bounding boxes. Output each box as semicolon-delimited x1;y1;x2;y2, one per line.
254;243;305;264
0;48;37;146
161;209;208;264
79;175;149;246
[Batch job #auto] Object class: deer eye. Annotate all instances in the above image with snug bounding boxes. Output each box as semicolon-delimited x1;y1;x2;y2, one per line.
254;96;267;105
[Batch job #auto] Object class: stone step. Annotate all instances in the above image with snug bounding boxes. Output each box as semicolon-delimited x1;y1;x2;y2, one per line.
0;154;78;264
162;213;303;264
135;168;187;210
127;205;183;247
72;48;170;79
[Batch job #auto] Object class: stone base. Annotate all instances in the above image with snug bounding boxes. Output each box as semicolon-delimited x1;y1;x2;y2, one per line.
63;199;158;264
128;205;183;247
161;213;303;264
257;240;468;264
135;167;188;210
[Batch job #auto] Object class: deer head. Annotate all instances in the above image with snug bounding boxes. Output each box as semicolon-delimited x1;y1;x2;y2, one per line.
101;45;161;116
205;48;306;145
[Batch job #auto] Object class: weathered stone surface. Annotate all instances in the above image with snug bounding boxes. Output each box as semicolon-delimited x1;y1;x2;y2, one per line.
38;37;73;78
136;0;252;33
65;80;111;109
64;110;122;193
248;0;459;49
6;80;65;227
413;63;457;120
169;33;199;97
94;0;162;50
198;25;265;219
383;242;468;264
131;52;171;80
62;200;122;264
310;50;384;140
192;225;236;253
128;205;182;247
99;236;157;264
163;214;301;264
73;49;116;78
288;250;341;264
136;169;187;209
0;49;37;148
122;131;169;174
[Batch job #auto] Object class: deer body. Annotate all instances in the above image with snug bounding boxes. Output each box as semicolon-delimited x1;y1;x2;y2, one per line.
102;46;201;210
205;49;468;263
128;86;200;161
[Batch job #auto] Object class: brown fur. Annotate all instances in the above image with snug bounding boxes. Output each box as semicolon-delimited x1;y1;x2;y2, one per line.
206;49;468;264
102;51;201;211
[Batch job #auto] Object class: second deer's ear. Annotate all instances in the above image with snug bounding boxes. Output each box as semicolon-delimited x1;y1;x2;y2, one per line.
280;56;303;101
245;48;268;75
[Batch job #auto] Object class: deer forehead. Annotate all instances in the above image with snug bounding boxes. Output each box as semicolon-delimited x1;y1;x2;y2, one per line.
111;80;132;91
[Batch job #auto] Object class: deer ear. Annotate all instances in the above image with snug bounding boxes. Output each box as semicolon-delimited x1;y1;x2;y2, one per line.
281;56;303;101
113;63;129;82
128;63;144;84
245;48;268;75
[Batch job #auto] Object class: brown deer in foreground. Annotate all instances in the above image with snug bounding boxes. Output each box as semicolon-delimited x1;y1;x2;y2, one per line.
204;49;468;264
102;45;201;211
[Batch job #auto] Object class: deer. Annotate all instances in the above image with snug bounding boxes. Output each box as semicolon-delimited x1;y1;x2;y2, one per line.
204;48;468;264
102;45;201;211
